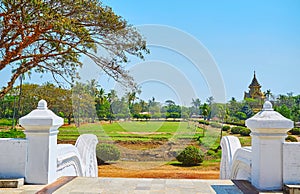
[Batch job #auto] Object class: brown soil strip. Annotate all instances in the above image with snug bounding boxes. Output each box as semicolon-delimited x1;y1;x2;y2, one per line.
98;162;220;179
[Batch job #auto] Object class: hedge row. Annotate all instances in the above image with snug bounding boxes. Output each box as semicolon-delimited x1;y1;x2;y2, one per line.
231;126;251;136
289;128;300;135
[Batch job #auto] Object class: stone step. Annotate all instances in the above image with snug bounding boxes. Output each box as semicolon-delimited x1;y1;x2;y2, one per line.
283;184;300;194
0;178;24;188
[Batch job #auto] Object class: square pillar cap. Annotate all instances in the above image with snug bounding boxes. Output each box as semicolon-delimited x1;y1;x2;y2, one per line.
246;101;294;131
19;100;63;127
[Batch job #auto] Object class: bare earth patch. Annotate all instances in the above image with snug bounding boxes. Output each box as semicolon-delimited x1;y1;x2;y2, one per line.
98;161;220;179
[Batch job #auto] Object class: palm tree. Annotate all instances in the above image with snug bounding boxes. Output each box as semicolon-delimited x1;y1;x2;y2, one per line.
11;65;31;128
191;98;201;109
165;100;175;106
201;103;210;120
264;89;274;101
206;96;214;105
98;88;106;104
107;90;117;123
87;79;99;97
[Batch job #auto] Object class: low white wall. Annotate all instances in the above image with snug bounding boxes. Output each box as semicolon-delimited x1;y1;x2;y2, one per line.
283;142;300;184
0;138;27;178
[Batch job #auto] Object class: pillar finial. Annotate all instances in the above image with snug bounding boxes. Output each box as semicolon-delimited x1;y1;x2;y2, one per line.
37;99;48;110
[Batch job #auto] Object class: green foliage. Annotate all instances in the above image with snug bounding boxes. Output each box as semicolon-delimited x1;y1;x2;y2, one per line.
200;103;210;120
96;144;120;164
231;126;250;136
275;105;291;119
235;112;247;120
286;135;298;142
209;122;222;128
241;104;254;118
199;120;209;125
0;129;25;138
0;118;12;126
176;145;204;166
225;120;245;127
239;128;251;136
289;128;300;135
222;125;231;131
206;149;222;159
238;136;252;146
0;0;148;98
231;126;241;134
206;150;215;156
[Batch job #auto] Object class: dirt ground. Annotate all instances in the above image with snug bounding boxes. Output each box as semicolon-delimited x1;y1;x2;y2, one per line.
98;161;220;179
59;139;220;179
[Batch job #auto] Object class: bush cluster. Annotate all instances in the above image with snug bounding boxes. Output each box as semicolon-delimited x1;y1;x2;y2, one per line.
289;128;300;135
286;135;298;142
199;120;209;125
231;126;251;136
239;128;251;136
225;121;245;127
96;144;120;164
222;125;231;131
231;126;242;134
132;114;151;120
0;129;25;138
209;122;222;128
176;145;204;166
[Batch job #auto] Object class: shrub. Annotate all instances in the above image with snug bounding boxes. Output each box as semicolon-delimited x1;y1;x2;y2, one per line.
206;149;216;156
96;144;120;164
222;125;231;131
225;120;245;127
231;126;242;134
289;128;300;135
199;120;209;125
286;135;298;142
235;112;247;120
176;145;203;166
239;128;251;136
210;122;222;128
0;129;25;138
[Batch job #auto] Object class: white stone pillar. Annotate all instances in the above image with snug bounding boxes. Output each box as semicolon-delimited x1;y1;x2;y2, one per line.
19;100;63;184
246;101;293;191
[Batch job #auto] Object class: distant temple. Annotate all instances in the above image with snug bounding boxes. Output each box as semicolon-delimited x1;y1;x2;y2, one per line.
244;71;265;101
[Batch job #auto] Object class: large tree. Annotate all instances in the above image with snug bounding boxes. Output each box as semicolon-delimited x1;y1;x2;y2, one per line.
0;0;148;98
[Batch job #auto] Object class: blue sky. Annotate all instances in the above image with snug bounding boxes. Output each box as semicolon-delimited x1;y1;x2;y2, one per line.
1;0;300;105
98;0;300;104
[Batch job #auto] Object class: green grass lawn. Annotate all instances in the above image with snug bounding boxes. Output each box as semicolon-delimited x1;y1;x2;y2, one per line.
58;121;207;142
0;118;251;148
0;118;13;127
58;121;228;163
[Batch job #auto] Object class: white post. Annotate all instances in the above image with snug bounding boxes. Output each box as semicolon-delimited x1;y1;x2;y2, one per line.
19;100;63;184
246;101;293;190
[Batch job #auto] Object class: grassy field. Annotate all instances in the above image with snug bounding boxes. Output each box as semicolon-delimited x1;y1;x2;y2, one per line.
0;118;13;128
58;121;207;141
0;118;252;147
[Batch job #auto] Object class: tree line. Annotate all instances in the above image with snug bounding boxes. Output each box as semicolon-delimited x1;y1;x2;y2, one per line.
1;82;300;126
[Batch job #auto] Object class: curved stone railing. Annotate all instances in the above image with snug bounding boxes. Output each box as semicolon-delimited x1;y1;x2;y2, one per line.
230;146;252;181
57;144;84;177
57;134;98;178
75;134;98;177
220;136;241;179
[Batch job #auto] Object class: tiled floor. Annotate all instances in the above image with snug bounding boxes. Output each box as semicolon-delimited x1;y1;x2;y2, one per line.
0;177;284;194
54;177;243;194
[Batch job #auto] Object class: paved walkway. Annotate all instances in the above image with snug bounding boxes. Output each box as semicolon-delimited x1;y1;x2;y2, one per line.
0;177;284;194
55;177;242;194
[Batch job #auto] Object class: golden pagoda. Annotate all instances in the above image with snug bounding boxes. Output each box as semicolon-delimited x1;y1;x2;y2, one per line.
244;71;265;111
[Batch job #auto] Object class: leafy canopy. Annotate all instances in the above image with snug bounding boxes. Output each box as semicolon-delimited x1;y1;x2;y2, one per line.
0;0;148;98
